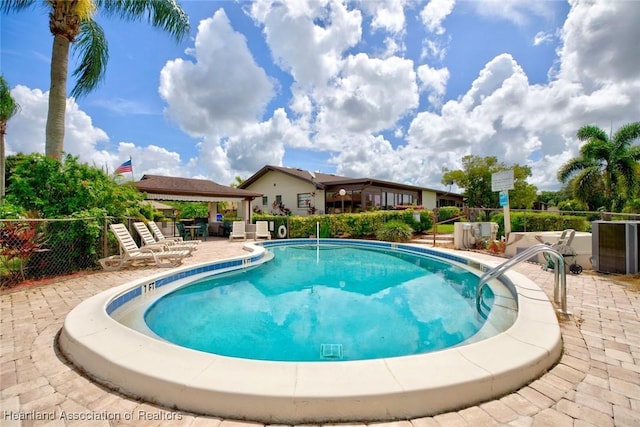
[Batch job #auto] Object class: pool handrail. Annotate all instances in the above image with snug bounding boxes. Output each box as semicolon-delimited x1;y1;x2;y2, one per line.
476;243;568;315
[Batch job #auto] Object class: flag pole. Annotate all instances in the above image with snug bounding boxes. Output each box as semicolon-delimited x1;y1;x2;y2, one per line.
129;156;134;182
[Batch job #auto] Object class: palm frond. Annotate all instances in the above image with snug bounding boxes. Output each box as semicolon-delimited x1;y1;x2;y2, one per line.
573;168;602;204
612;122;640;149
95;0;190;41
615;158;640;193
627;145;640;162
0;0;37;14
70;18;108;98
576;125;608;143
0;75;22;121
580;139;613;162
557;158;598;183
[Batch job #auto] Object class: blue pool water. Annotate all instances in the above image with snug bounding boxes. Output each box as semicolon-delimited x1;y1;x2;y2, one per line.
144;245;493;361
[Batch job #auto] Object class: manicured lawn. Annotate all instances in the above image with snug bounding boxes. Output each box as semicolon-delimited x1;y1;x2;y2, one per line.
427;224;454;233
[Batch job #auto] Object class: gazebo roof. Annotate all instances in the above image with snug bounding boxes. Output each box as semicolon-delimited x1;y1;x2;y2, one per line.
135;174;262;202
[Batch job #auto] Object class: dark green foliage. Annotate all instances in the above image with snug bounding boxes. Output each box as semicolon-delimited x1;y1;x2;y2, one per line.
254;210;433;239
442;155;537;209
375;220;413;242
437;206;461;222
558;122;640;212
170;201;208;219
2;153;146;280
490;212;590;238
5;153;144;217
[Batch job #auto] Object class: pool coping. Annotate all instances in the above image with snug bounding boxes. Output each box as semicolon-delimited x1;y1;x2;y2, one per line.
58;239;562;424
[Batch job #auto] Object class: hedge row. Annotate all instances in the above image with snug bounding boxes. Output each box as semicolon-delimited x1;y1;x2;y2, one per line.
253;210;434;239
490;212;590;237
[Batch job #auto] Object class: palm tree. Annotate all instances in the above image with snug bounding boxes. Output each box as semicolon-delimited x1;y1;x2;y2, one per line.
0;76;21;201
558;122;640;211
1;0;190;159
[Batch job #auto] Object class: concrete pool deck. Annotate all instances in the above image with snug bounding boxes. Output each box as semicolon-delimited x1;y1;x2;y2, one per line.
1;238;639;426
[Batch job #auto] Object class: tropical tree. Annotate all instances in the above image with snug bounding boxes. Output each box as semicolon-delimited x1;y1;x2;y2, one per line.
1;0;190;159
558;122;640;211
0;75;21;201
5;153;144;217
442;155;538;210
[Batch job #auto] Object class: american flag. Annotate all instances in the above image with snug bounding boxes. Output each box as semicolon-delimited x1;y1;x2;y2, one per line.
115;159;132;174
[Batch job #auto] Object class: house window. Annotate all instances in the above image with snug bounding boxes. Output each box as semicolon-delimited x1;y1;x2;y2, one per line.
262;196;268;206
297;193;312;208
275;195;282;203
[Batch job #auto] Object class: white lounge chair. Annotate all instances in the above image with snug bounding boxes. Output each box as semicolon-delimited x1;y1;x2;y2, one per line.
254;221;271;240
99;223;190;271
133;222;196;255
148;220;201;245
229;221;247;241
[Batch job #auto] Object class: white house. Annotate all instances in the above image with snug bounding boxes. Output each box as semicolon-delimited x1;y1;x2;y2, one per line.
239;165;464;216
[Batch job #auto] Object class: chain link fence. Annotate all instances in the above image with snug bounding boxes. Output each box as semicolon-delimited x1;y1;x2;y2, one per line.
0;217;142;289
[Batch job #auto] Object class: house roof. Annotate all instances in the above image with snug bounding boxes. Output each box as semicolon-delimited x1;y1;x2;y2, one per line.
135;175;262;201
240;165;462;196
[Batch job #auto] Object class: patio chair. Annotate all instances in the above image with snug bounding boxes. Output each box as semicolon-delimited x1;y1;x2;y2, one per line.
176;222;192;241
254;221;271;240
98;223;190;271
229;221;247;241
148;221;183;242
194;222;208;241
133;222;196;255
149;221;200;245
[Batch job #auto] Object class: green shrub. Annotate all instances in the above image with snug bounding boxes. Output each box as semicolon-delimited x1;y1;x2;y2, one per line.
375;220;413;242
557;199;588;212
0;202;24;218
437;206;461;222
622;199;640;214
490;212;590;237
253;210;433;239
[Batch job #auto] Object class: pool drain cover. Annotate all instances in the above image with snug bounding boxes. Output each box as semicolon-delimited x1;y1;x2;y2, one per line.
320;343;343;359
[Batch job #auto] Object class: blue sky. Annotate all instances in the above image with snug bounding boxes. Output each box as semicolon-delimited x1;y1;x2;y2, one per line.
2;0;639;191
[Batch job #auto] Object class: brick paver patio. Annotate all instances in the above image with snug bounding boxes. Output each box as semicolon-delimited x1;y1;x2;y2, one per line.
1;239;639;426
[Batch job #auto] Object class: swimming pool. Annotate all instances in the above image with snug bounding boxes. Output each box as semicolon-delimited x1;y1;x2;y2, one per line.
59;239;562;423
144;244;499;361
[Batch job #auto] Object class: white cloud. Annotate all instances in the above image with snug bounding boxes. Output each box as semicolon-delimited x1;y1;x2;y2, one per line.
401;0;640;191
115;142;185;178
315;53;419;136
417;64;450;107
6;86;188;178
533;31;554;46
421;37;449;62
557;0;640;85
7;86;110;164
358;0;407;34
420;0;455;35
225;108;306;175
90;97;158;116
159;9;274;137
471;0;555;26
249;0;362;87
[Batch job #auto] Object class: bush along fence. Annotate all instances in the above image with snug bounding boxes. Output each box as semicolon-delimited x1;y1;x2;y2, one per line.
0;216;132;288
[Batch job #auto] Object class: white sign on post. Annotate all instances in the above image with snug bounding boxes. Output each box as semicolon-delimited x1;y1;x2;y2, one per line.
492;170;514;238
491;170;514;192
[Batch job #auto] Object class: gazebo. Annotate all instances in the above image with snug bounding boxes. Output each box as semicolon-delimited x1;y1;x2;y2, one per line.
134;174;262;234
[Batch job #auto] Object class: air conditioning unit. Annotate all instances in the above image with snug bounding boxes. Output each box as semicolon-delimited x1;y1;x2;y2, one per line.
591;221;639;274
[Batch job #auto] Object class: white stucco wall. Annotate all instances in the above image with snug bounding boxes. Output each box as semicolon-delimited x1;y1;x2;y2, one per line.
422;191;437;210
244;170;323;216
